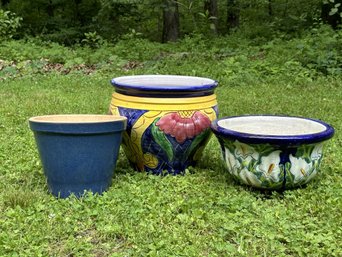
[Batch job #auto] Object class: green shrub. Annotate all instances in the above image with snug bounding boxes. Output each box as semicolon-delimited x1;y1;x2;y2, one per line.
81;32;105;49
294;26;342;75
0;9;22;40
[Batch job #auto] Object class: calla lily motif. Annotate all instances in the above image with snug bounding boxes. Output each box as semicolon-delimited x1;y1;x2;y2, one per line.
288;143;323;184
311;143;323;160
224;145;263;187
289;155;313;183
257;150;282;182
156;111;211;144
234;141;259;161
224;141;284;187
239;168;262;187
224;147;240;176
222;139;326;189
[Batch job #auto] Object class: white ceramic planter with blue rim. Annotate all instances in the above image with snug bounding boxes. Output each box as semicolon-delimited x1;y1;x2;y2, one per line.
211;115;334;190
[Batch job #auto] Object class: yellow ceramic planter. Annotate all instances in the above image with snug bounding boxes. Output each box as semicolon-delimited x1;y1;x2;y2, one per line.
109;75;218;175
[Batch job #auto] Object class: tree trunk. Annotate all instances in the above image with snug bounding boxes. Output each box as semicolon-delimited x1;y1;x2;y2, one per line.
162;0;180;43
204;0;218;35
74;0;82;26
226;0;239;32
46;0;54;17
1;0;10;7
268;0;273;16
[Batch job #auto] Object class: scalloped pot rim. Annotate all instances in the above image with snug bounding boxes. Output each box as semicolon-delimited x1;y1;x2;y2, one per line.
211;115;335;145
111;75;218;92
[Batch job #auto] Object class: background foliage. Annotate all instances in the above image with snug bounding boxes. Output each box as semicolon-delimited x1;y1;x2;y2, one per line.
0;9;21;39
0;0;341;43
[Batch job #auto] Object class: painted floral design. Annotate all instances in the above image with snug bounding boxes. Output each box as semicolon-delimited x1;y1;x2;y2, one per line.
256;150;282;183
285;143;323;187
234;141;259;160
224;148;240;176
289;155;313;184
224;142;283;188
221;139;324;189
156;111;211;144
311;143;323;160
239;168;262;187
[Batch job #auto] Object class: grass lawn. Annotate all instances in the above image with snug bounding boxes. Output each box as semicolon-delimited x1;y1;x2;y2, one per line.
0;34;341;256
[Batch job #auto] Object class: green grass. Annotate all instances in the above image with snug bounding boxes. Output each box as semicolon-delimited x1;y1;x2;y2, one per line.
0;32;341;256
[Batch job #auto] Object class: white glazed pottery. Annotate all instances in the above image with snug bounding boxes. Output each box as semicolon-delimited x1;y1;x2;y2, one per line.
211;115;334;190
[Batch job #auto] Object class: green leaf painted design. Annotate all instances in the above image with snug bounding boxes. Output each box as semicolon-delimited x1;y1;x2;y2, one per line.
223;139;236;153
223;140;324;189
253;144;276;157
295;144;315;162
183;129;211;162
223;140;287;189
284;162;295;187
151;118;174;161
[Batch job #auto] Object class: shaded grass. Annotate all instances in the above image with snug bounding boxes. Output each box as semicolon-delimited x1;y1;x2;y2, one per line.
0;38;341;256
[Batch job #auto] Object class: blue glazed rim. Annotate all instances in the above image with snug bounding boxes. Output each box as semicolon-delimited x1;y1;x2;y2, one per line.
111;75;218;97
29;115;127;135
211;115;335;146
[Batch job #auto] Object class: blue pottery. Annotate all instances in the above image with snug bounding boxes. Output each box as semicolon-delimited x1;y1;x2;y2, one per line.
29;115;127;198
211;115;334;190
109;75;219;175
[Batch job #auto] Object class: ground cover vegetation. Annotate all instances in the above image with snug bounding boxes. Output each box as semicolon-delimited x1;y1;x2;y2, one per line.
0;27;341;256
0;0;342;256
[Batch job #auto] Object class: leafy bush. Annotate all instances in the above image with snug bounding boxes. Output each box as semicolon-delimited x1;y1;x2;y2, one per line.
0;9;22;40
81;31;105;49
292;26;342;75
0;24;341;80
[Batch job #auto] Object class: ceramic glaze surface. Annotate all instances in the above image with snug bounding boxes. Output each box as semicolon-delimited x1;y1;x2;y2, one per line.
211;115;334;189
218;116;327;136
110;75;218;175
111;75;218;97
221;140;323;189
29;115;127;198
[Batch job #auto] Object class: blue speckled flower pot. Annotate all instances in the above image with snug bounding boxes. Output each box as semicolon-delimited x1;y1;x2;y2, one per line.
211;115;334;190
29;115;127;198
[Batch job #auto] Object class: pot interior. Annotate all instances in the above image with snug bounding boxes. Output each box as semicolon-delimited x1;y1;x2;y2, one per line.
113;75;216;88
29;115;126;124
217;116;327;136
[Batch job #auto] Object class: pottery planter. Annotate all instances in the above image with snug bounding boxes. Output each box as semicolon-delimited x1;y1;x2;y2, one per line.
211;115;334;190
110;75;218;175
29;115;127;198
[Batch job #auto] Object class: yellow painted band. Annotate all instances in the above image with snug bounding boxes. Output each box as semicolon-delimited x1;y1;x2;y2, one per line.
111;92;217;111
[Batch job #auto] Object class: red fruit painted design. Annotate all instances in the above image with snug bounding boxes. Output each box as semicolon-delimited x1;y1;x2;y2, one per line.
156;111;211;144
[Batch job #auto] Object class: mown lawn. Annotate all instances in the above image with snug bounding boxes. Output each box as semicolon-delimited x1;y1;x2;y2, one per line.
0;33;341;256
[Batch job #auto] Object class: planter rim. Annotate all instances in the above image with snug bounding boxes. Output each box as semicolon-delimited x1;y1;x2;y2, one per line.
111;75;218;97
29;114;127;124
211;115;334;146
29;114;127;134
